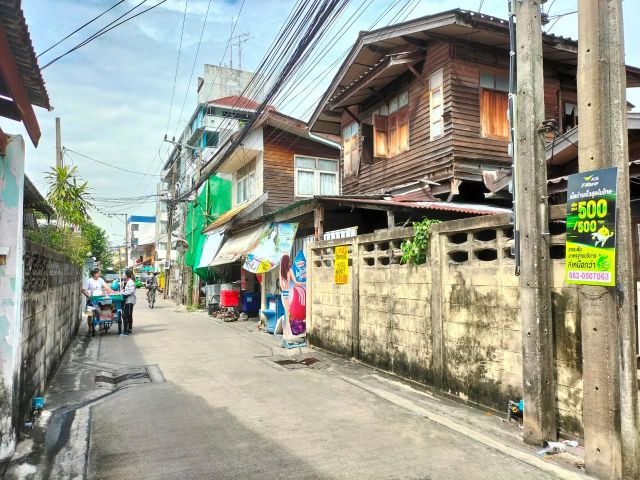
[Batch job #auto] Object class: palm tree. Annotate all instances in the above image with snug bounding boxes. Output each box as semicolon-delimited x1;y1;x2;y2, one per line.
45;165;92;227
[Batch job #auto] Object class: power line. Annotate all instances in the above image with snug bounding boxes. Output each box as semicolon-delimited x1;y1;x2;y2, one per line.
37;0;126;57
64;148;162;176
165;0;190;134
41;0;170;70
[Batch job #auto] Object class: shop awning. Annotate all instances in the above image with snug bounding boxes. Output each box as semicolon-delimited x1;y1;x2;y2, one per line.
210;224;268;267
198;231;224;269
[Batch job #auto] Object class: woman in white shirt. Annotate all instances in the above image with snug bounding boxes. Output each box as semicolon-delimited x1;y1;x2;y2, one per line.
82;268;111;336
122;269;137;335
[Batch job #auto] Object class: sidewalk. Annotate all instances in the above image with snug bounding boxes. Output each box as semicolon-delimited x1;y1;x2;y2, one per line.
4;299;591;480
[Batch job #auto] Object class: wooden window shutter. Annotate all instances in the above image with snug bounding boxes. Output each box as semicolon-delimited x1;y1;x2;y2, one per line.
351;131;360;174
343;136;352;176
361;123;373;164
397;106;409;152
373;114;388;157
480;90;509;139
388;112;398;156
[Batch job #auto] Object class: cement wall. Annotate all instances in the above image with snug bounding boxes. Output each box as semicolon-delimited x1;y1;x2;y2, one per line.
19;240;83;428
306;209;583;437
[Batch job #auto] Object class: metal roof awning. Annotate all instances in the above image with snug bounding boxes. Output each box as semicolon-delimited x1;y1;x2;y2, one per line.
202;195;265;234
197;231;224;269
210;223;268;267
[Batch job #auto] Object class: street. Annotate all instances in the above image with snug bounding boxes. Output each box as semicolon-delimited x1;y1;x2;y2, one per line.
6;299;587;480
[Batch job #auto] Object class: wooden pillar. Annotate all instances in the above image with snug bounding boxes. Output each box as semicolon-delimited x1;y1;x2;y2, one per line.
577;1;639;477
514;0;557;445
386;210;395;229
314;206;324;240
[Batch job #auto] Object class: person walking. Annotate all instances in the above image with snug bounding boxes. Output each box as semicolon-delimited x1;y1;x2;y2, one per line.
122;269;137;335
82;268;111;336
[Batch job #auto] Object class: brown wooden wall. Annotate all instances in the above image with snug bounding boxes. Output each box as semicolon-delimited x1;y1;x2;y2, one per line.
262;125;339;212
340;41;454;195
336;38;581;196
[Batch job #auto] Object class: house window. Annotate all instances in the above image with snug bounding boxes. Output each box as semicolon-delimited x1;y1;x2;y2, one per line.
480;73;509;139
205;131;219;148
295;156;338;197
159;242;167;251
430;69;444;140
236;164;256;205
160;222;167;234
342;123;359;176
372;89;410;158
562;101;578;133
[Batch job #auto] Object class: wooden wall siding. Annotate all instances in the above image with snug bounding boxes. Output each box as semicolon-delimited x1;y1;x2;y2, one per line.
450;56;564;173
340;41;454;195
262;125;339;212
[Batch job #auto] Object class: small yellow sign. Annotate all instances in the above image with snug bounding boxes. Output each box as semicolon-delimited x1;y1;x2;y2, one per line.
334;245;349;284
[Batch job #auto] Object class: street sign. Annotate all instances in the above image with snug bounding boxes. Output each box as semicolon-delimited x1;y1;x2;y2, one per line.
334;245;349;284
565;167;617;286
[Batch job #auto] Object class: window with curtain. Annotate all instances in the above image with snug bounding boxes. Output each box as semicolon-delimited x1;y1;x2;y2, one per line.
430;69;444;140
235;163;256;205
295;156;338;197
372;89;410;158
480;73;509;139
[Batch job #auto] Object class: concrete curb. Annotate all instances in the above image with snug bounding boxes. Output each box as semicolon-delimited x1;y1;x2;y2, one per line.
341;376;591;480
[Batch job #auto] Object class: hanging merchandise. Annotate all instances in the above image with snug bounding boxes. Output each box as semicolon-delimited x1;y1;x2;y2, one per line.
243;223;299;274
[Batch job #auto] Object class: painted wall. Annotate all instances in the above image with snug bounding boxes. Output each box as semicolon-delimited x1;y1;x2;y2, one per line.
306;209;583;437
0;135;25;460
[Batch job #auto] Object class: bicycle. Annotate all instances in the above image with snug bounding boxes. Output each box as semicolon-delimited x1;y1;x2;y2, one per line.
147;286;156;309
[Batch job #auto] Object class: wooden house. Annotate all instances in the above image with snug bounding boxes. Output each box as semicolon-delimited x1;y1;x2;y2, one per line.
308;9;640;203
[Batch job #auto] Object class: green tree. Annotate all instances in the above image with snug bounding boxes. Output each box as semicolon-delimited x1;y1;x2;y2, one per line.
45;165;91;226
81;222;111;268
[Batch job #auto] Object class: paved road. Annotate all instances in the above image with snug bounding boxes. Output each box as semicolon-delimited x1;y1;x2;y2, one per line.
72;299;566;480
8;299;586;479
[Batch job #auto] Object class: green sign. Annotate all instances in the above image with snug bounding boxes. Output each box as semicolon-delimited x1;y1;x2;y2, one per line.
565;167;617;286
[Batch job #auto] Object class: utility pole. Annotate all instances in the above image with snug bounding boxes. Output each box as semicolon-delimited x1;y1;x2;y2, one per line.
514;0;557;445
164;162;176;300
55;117;63;168
577;1;639;478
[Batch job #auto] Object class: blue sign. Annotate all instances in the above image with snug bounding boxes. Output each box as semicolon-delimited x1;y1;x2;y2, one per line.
292;249;306;283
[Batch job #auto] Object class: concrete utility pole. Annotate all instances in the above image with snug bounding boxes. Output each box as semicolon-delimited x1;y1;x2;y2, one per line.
55;117;63;168
514;0;557;445
164;162;176;300
577;1;639;478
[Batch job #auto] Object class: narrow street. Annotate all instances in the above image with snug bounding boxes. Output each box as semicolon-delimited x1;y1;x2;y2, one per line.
6;299;587;480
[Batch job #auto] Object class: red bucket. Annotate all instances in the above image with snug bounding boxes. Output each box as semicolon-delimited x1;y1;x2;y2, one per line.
220;290;240;307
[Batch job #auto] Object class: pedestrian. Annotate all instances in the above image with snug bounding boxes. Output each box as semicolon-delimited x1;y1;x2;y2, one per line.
122;269;137;335
279;254;302;341
82;268;112;336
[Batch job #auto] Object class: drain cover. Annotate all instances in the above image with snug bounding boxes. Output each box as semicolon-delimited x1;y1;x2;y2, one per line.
273;357;320;369
94;368;152;389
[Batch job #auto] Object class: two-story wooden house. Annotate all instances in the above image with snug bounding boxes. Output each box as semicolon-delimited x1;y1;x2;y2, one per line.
308;9;640;203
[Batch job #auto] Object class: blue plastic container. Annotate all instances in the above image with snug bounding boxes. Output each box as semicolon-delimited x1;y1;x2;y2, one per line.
240;292;260;314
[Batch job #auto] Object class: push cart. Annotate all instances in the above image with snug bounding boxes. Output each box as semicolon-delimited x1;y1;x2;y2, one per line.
90;293;124;335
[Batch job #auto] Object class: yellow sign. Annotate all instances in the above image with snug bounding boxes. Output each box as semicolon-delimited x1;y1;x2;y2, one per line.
334;245;349;284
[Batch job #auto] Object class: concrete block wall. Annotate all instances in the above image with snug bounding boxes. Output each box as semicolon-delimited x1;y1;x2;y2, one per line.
19;240;83;425
307;212;584;437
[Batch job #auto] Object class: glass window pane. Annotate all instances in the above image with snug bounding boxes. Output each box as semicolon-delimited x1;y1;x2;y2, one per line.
495;75;509;92
297;170;315;196
399;90;409;107
431;120;442;138
389;97;399;113
379;104;389;116
319;173;337;195
431;89;442;106
295;156;316;169
432;105;442;120
565;102;577;115
318;159;338;172
480;73;494;89
247;172;256;198
430;69;443;88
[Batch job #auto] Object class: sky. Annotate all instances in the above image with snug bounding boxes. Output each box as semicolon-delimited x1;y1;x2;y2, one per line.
7;0;640;244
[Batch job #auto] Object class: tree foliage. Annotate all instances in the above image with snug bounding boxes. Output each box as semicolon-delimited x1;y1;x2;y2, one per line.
400;218;440;265
45;165;91;227
82;222;111;268
25;225;89;267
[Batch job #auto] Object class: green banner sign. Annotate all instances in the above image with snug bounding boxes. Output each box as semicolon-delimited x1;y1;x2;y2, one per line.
565;167;617;286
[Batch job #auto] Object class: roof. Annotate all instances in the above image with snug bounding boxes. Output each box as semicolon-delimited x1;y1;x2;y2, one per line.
0;0;49;110
23;174;54;216
309;8;640;135
201;195;264;234
208;95;261;110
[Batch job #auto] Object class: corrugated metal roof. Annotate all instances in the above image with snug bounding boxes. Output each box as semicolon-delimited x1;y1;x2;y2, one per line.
201;198;258;234
319;196;510;215
208;95;260;110
0;0;50;109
